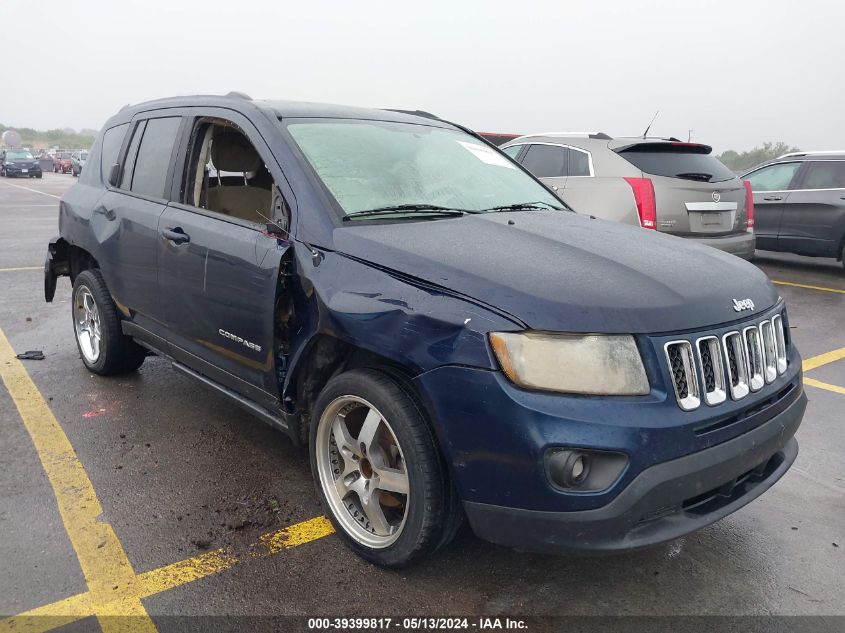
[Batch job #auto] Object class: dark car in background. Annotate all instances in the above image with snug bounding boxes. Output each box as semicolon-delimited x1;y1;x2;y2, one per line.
501;134;756;259
743;151;845;270
1;149;43;178
53;150;73;173
45;94;804;567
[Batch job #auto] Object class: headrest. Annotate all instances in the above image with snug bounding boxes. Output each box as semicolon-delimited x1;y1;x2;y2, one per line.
211;128;262;172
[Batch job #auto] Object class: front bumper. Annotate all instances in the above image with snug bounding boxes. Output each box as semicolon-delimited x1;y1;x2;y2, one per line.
686;230;756;260
463;386;804;553
4;166;41;177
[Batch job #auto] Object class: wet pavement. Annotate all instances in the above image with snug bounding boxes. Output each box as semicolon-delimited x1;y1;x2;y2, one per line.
0;173;842;630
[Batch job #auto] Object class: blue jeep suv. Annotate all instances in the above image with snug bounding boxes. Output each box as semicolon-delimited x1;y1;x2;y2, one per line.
45;94;806;567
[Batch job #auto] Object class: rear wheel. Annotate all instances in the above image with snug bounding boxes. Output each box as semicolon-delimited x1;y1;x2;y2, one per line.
72;269;147;375
310;368;460;567
841;244;845;272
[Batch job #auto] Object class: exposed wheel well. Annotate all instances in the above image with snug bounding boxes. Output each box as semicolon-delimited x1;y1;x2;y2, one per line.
67;245;100;282
289;334;418;445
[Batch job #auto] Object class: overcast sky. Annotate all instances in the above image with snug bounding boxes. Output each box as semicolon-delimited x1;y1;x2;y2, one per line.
2;0;842;152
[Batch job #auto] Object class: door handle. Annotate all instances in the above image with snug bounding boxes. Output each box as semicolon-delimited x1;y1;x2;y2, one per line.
162;227;190;244
762;196;783;201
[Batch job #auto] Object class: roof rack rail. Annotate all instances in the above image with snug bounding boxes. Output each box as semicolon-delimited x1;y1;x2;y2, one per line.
517;131;613;140
225;91;252;100
777;150;845;159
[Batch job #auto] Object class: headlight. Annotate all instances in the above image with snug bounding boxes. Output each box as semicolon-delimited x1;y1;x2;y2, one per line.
489;332;649;395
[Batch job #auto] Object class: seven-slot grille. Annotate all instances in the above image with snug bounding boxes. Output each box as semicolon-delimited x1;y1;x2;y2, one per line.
664;313;788;411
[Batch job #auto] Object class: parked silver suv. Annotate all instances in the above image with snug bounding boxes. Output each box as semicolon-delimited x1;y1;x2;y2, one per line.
500;133;755;259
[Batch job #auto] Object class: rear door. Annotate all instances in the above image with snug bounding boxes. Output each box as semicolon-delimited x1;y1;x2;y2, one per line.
615;143;747;236
777;160;845;256
742;161;803;250
95;115;183;345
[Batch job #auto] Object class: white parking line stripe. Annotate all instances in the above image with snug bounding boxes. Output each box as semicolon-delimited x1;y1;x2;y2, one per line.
0;181;61;199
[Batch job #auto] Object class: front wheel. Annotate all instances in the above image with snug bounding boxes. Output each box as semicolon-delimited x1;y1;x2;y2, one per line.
310;368;460;567
72;269;147;375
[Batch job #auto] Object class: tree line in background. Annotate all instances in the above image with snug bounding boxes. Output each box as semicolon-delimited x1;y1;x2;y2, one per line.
716;142;801;173
0;122;96;151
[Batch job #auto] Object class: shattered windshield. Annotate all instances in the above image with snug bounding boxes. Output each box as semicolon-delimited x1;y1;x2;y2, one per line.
285;119;563;219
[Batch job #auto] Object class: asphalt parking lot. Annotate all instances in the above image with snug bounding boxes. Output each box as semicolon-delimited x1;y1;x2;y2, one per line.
1;173;843;631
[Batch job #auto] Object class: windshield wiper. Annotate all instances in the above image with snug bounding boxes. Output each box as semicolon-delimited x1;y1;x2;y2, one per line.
342;204;470;221
481;201;564;212
675;172;713;182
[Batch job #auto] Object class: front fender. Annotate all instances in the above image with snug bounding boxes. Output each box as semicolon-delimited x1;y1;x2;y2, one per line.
283;242;520;396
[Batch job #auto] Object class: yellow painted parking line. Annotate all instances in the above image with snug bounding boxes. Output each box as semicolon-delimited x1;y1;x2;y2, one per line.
0;328;157;633
0;266;41;273
772;280;845;295
1;593;94;633
137;516;334;596
802;347;845;372
804;377;845;396
0;517;335;633
0;180;61;199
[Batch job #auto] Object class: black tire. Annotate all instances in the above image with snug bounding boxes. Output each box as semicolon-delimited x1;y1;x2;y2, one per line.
36;174;42;179
71;269;147;375
309;367;460;568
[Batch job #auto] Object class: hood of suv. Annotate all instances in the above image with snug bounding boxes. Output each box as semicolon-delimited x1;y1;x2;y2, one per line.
332;211;778;334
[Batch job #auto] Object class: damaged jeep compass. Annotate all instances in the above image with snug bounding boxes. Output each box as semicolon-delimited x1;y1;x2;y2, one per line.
45;94;806;567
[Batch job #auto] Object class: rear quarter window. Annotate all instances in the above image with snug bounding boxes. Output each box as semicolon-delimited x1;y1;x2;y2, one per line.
100;123;129;182
619;144;736;183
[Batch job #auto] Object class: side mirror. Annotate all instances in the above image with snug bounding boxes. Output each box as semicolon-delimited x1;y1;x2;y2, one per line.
108;163;120;187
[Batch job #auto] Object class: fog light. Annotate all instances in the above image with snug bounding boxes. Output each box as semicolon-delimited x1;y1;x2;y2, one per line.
545;448;628;492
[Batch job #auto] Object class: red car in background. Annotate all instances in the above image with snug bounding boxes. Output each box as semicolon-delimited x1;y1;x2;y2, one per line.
53;151;73;173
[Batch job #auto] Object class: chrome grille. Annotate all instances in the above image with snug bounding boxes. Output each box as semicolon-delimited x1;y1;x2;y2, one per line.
743;326;765;392
759;320;778;384
665;341;700;411
664;310;789;411
723;332;750;401
696;337;726;405
772;315;788;374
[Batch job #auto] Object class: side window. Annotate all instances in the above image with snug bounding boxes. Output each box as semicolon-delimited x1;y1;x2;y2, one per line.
569;148;591;177
745;162;801;191
120;121;146;190
182;119;275;225
130;117;182;198
799;161;845;190
520;144;569;178
502;145;522;160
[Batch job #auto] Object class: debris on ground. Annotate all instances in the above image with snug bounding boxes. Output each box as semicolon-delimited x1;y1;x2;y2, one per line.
16;350;45;360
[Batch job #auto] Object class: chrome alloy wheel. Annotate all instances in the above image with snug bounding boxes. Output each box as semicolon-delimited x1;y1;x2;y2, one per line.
316;395;410;548
73;285;102;364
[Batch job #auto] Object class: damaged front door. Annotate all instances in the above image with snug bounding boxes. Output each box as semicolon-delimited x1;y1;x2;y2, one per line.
157;111;289;410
